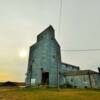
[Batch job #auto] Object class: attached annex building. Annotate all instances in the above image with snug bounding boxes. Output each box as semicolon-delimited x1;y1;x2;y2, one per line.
25;25;100;88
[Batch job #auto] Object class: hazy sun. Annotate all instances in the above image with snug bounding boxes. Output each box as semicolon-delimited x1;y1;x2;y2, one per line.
19;50;27;58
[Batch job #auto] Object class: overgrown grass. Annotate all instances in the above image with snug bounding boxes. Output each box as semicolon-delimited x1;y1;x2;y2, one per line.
0;87;100;100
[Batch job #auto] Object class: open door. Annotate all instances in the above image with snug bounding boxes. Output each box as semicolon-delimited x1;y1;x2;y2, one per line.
42;72;49;85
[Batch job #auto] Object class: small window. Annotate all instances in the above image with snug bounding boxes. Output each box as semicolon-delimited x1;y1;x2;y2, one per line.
53;55;56;58
41;68;43;71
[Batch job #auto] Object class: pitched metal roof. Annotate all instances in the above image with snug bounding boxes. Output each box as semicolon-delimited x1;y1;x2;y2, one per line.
63;70;99;76
62;62;80;69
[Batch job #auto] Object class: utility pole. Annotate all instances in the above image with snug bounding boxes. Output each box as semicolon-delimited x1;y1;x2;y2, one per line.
88;71;92;88
58;0;62;41
57;58;60;89
57;0;62;89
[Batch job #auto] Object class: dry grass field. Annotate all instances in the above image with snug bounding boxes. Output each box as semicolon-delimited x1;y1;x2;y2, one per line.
0;87;100;100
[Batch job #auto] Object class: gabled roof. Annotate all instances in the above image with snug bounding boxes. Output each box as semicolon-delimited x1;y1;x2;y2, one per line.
37;25;54;40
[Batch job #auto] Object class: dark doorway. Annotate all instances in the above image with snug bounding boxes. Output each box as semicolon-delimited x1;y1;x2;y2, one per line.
42;72;49;85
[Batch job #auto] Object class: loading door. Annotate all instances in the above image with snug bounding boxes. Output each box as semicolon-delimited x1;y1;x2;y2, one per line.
42;72;49;85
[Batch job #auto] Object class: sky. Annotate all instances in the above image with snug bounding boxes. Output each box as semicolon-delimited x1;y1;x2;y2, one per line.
0;0;100;82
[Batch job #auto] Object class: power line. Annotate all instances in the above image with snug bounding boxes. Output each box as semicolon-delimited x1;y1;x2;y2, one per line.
61;49;100;52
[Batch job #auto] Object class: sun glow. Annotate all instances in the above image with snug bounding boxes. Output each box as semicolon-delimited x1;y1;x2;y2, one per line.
19;50;27;58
